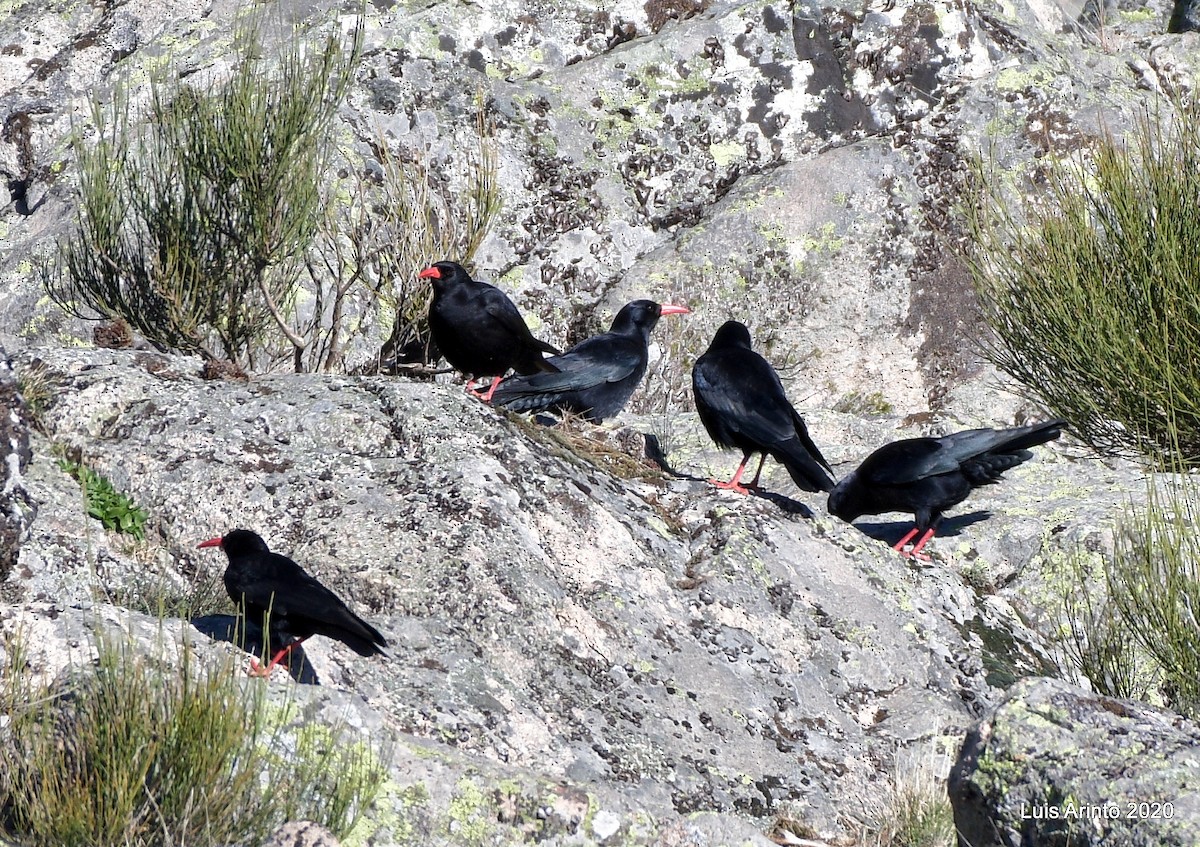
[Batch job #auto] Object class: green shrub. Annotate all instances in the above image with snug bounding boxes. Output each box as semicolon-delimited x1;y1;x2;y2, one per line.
1103;473;1200;717
58;457;149;540
1053;549;1151;703
47;20;360;371
965;99;1200;463
0;630;384;846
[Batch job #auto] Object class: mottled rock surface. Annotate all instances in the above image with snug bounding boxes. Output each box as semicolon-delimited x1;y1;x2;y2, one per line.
0;345;1139;843
262;821;342;847
0;0;1191;414
0;345;31;587
0;0;1187;842
948;676;1200;847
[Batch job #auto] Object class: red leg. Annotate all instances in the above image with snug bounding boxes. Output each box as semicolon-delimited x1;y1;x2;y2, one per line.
481;376;503;403
907;528;937;561
745;454;768;489
710;453;753;495
892;527;920;552
247;637;308;678
465;378;478;394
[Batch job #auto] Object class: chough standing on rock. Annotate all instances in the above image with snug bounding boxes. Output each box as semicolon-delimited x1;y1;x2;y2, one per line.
198;529;388;676
827;420;1067;559
492;299;690;423
692;320;835;495
420;261;560;402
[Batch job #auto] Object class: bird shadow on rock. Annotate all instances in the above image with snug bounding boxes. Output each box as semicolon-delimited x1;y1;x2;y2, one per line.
744;487;815;517
853;510;993;547
191;614;320;685
645;437;816;517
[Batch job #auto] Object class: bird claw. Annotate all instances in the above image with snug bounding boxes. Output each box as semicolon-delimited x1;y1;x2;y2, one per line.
708;477;759;495
247;656;288;678
710;475;748;494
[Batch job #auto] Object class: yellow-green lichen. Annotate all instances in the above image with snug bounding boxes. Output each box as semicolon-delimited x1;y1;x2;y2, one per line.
797;221;845;255
344;778;429;846
445;776;494;845
995;65;1056;92
709;141;743;167
1119;7;1157;21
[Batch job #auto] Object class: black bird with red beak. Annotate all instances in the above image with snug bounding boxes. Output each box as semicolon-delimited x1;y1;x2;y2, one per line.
198;529;387;677
420;261;559;402
827;420;1066;559
692;320;835;495
492;299;690;423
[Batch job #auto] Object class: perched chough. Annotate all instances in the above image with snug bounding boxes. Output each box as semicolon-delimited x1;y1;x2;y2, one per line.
491;299;690;423
420;261;559;401
198;529;387;676
827;420;1066;558
693;320;834;494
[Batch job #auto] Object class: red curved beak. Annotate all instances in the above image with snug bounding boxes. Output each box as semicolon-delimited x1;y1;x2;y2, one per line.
418;266;441;280
660;304;690;316
197;537;224;549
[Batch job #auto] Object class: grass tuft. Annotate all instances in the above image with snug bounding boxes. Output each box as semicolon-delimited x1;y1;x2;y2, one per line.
504;411;667;482
1103;473;1200;717
0;627;384;846
848;744;956;847
1052;548;1151;703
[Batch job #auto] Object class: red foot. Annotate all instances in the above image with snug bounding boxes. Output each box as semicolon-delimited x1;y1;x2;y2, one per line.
465;378;502;403
481;377;503;403
708;477;756;495
709;453;765;495
246;638;306;678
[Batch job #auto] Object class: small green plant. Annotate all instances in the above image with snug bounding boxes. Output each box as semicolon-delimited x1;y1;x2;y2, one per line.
58;457;148;540
15;361;54;433
0;629;384;846
964;99;1200;464
834;390;894;417
850;743;956;847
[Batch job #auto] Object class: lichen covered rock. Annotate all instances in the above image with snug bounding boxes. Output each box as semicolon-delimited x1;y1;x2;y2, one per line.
948;676;1200;847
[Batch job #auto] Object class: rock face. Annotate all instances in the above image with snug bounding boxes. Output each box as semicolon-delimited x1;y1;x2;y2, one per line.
2;344;1134;844
0;0;1190;414
948;676;1200;847
0;0;1184;842
0;345;31;588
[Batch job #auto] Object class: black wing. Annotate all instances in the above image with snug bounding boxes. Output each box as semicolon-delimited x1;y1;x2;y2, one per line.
477;289;551;348
494;335;639;400
855;438;956;485
235;555;386;655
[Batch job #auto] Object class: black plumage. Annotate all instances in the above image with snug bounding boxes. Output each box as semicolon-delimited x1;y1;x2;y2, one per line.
198;529;387;675
420;261;559;401
492;299;690;423
827;420;1066;557
692;321;834;494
